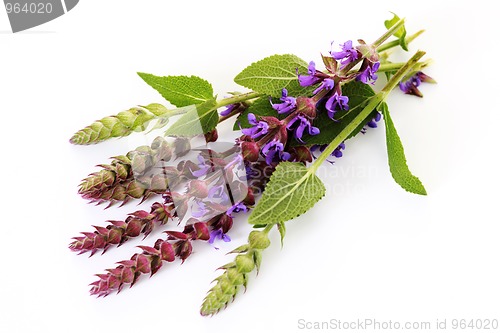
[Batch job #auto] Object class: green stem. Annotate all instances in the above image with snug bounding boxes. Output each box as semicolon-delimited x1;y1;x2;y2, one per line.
377;59;431;73
372;18;406;48
309;50;426;173
216;91;263;108
377;30;425;53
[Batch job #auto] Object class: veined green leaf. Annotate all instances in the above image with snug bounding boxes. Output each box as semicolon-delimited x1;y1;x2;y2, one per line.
234;54;313;98
248;162;325;225
382;106;427;195
165;98;218;137
137;73;214;107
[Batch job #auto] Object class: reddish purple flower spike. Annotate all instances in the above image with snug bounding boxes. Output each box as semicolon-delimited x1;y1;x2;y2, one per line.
331;40;359;68
89;221;211;297
69;202;173;255
325;92;349;119
298;61;322;87
271;89;297;114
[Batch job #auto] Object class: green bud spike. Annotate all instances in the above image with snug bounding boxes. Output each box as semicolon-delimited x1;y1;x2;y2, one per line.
200;227;271;316
70;106;158;145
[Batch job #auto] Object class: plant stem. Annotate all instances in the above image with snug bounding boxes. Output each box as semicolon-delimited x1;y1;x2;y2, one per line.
377;30;425;52
372;18;406;48
377;59;431;73
217;91;263;108
309;50;426;173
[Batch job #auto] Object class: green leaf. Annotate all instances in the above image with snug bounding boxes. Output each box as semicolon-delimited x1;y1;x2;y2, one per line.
248;162;325;225
137;73;214;107
164;98;219;137
233;97;284;130
234;54;313;98
384;13;408;51
382;106;427;195
293;81;380;146
277;222;286;247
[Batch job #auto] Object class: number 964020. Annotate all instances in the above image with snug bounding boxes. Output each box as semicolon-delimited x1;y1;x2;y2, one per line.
5;2;53;14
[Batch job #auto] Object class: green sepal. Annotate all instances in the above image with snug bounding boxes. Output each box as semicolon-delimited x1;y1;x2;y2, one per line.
384;12;408;51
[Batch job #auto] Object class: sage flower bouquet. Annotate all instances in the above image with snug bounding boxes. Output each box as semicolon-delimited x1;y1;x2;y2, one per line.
69;14;434;316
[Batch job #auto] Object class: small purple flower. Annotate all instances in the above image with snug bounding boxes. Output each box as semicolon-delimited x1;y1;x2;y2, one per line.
286;114;320;143
325;92;349;119
366;112;382;128
224;153;244;171
298;61;321;87
313;78;335;95
357;61;380;84
191;155;212;177
226;202;248;217
209;228;231;244
331;40;359;68
192;201;209;218
261;140;291;165
311;142;346;162
241;113;269;139
220;104;237;116
208;184;229;201
271;88;297;114
332;142;346;158
399;71;435;97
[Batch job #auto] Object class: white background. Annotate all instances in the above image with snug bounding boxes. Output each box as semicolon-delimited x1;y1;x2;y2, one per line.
1;1;499;332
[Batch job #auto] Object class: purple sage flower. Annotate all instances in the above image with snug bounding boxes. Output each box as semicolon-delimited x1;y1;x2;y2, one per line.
208;184;229;202
325;92;349;119
286;114;320;143
298;61;321;87
192;201;209;218
271;88;297;114
311;142;346;162
209;228;231;244
331;40;359;68
220;104;237;116
399;72;434;97
226;202;248;217
357;61;380;84
191;155;212;178
261;140;291;165
241;113;269;139
313;78;335;95
366;112;382;128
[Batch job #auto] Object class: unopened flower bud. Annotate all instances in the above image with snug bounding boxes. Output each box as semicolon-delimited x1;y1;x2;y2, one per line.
173;138;191;157
204;129;218;143
248;231;270;250
235;253;255;273
241;141;260;162
296;97;317;119
187;179;209;198
289;146;313;163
